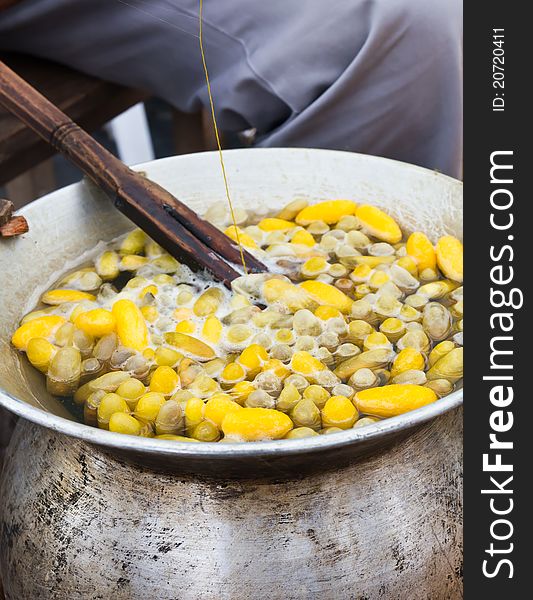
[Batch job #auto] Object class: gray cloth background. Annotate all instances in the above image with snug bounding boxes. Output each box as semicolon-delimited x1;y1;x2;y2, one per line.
0;0;463;177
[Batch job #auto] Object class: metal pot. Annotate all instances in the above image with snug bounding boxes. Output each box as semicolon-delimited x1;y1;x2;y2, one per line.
0;149;463;599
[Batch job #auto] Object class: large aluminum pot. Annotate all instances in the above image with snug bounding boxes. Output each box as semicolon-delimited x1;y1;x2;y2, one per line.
0;149;463;599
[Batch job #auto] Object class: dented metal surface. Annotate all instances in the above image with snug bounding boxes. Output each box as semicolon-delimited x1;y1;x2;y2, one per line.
1;410;462;599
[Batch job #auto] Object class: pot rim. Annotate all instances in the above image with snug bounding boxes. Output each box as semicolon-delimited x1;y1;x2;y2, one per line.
0;386;463;458
0;148;463;459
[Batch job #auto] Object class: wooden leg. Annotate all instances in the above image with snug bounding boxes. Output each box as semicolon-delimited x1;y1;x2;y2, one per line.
171;108;224;154
4;158;56;209
171;109;205;154
201;108;221;151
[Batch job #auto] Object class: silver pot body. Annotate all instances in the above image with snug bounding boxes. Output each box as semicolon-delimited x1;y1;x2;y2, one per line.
1;410;462;600
0;149;463;598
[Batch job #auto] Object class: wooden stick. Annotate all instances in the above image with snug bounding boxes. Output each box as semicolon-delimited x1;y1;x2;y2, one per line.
0;60;267;284
0;215;28;237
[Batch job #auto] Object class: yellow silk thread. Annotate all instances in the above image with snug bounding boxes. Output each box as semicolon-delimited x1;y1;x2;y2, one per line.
199;0;248;273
